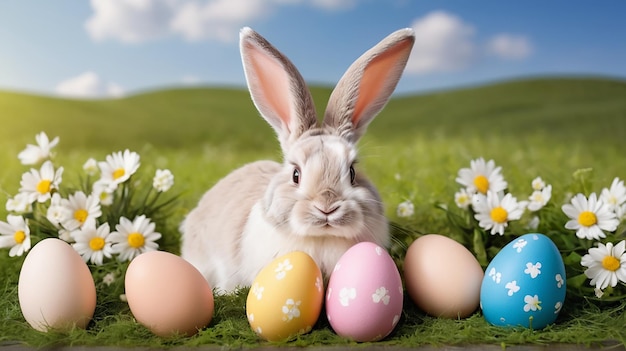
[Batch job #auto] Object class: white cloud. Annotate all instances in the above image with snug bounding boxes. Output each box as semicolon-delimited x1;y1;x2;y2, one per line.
181;75;202;85
170;0;272;42
487;34;533;60
406;11;477;74
55;72;124;99
85;0;355;43
405;11;534;75
85;0;177;43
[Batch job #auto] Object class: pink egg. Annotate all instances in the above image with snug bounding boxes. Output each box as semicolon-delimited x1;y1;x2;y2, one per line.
325;242;403;342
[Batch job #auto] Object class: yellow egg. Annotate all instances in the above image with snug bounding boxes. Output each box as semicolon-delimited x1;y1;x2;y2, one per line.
246;251;324;341
18;238;96;332
125;251;214;337
404;234;484;319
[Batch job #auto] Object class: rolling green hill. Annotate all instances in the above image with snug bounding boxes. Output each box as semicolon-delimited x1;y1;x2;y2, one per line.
1;77;625;153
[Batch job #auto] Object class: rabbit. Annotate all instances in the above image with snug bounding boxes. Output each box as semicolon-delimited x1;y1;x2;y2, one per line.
181;27;415;293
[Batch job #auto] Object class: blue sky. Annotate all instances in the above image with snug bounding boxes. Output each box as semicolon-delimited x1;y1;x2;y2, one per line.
1;0;625;98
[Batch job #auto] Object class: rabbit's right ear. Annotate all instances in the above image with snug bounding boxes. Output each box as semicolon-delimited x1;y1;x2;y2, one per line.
240;27;318;152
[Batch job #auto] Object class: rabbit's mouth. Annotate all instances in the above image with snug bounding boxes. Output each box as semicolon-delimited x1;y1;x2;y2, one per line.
308;205;358;233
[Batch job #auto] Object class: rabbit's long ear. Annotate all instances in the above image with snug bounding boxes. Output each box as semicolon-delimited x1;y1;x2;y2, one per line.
323;28;414;143
240;27;318;151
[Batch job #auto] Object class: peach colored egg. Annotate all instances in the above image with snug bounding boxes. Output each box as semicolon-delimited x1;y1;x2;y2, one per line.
18;238;97;332
246;251;324;341
404;234;483;319
125;251;214;337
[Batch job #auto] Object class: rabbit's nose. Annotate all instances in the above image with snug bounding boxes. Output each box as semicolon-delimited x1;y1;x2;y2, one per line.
315;205;339;216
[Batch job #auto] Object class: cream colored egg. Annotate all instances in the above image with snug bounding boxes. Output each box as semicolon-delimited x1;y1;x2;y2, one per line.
404;234;483;319
246;251;324;341
18;238;97;332
125;251;214;337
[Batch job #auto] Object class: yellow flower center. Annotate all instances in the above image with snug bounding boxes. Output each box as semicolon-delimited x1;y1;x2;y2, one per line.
602;255;620;272
113;168;125;180
74;209;89;223
473;175;489;194
127;232;145;248
14;230;26;244
578;211;597;227
490;206;508;224
89;237;105;251
36;179;52;194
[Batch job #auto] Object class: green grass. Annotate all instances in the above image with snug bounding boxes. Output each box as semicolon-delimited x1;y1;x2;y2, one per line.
1;76;626;348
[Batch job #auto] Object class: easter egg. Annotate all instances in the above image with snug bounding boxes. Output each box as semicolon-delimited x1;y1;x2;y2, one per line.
125;251;214;337
246;251;324;341
326;242;403;342
480;233;566;329
18;238;97;332
403;234;483;318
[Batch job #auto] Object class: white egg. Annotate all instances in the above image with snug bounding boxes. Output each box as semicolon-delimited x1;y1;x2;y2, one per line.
18;238;97;332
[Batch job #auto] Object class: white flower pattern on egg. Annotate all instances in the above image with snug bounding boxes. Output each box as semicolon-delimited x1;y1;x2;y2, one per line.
554;301;562;314
274;259;293;280
375;246;383;256
392;315;400;327
251;283;264;300
505;280;520;296
524;262;542;278
523;294;542;312
513;239;527;253
489;267;502;283
315;276;323;292
372;287;390;305
555;274;564;288
339;287;356;307
281;299;301;321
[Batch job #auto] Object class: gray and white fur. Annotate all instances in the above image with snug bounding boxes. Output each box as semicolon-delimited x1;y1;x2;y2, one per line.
181;27;415;293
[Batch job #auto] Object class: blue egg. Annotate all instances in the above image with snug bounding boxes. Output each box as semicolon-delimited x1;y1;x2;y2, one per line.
480;233;566;329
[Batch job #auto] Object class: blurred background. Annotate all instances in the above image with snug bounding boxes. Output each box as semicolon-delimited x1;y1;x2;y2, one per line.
1;0;625;98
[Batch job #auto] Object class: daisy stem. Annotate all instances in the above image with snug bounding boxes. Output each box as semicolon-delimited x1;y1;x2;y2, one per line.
473;228;488;267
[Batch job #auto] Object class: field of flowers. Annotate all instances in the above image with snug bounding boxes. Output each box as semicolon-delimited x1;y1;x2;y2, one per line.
0;78;625;347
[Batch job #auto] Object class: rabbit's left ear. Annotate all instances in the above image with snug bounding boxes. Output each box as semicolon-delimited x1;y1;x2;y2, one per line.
323;28;415;143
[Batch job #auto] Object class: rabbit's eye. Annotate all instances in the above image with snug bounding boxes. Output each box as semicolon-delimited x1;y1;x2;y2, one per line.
349;165;356;184
292;168;300;184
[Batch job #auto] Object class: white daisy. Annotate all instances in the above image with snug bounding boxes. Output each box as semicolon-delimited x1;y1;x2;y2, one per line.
454;188;472;209
96;149;140;191
562;193;619;240
153;169;174;192
19;160;64;203
102;272;116;286
72;222;114;266
83;158;99;176
92;182;114;206
528;185;552;212
473;191;525;235
456;158;508;195
0;215;31;257
531;177;546;191
46;193;71;228
109;215;161;262
61;191;102;231
580;240;626;290
5;192;32;214
17;131;59;165
396;200;414;218
600;177;626;219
